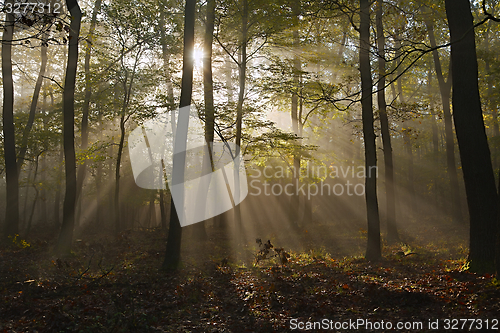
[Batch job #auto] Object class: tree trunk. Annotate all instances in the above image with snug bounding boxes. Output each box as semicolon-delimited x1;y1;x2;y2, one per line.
149;194;157;228
115;113;126;234
114;48;139;234
360;0;381;260
159;3;174;230
428;65;439;155
2;5;19;237
404;130;415;216
95;111;103;226
233;0;248;235
162;0;196;270
290;0;301;229
56;0;82;255
428;66;440;205
159;191;167;231
25;154;41;236
376;0;398;243
40;87;48;225
53;145;63;228
159;6;175;112
445;0;498;273
76;0;102;204
17;35;48;173
23;164;33;226
193;0;216;240
395;36;404;101
425;19;463;224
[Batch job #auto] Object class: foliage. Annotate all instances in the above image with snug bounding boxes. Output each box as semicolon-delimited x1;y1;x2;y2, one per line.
7;234;31;249
255;238;290;266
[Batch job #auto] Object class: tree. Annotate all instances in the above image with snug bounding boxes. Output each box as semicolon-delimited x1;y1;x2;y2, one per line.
75;0;103;206
17;35;48;174
360;0;381;261
114;49;141;234
289;0;302;229
445;0;498;273
424;17;463;224
2;1;19;237
162;0;196;270
376;0;398;243
232;0;248;233
56;0;82;254
192;0;216;240
157;0;180;232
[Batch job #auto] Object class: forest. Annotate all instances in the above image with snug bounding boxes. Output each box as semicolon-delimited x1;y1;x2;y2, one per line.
1;0;500;331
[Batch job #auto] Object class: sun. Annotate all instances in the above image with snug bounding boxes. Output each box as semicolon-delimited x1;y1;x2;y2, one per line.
193;48;204;66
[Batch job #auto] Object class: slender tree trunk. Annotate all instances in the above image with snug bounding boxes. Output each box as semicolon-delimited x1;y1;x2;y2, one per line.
395;33;416;218
428;66;440;205
395;36;404;102
299;84;313;224
290;0;301;229
115;47;139;234
404;130;415;214
56;0;82;255
2;5;19;237
107;145;114;223
360;0;381;260
115;113;126;234
149;194;157;228
76;0;102;203
159;191;167;230
162;0;196;270
233;0;248;234
53;145;63;228
225;57;233;104
193;0;216;240
445;0;498;273
203;0;215;165
376;0;398;243
40;86;48;225
95;111;103;226
428;66;439;155
425;19;463;223
159;3;174;230
332;25;348;82
17;35;48;173
23;164;33;226
25;154;41;236
214;55;233;229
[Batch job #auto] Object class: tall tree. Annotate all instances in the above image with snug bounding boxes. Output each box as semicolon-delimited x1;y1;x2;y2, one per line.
56;0;82;254
76;0;102;203
193;0;216;240
233;0;248;232
158;0;178;232
114;49;140;234
2;2;19;237
376;0;398;243
424;18;463;224
445;0;498;273
162;0;196;270
17;36;48;174
290;0;302;229
360;0;381;260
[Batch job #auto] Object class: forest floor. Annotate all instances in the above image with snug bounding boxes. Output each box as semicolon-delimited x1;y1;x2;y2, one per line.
0;218;499;332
